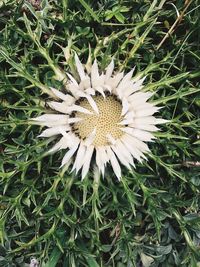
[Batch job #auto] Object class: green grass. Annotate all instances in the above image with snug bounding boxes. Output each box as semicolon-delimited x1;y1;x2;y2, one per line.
0;0;200;266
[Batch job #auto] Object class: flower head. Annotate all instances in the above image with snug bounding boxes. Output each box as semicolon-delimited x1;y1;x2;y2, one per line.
33;54;166;180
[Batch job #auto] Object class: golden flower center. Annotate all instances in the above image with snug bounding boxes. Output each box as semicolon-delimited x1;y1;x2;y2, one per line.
73;95;124;146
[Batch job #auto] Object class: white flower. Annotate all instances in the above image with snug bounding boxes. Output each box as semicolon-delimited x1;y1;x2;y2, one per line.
33;54;167;180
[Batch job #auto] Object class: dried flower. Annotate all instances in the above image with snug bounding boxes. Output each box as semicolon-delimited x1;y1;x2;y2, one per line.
33;54;167;180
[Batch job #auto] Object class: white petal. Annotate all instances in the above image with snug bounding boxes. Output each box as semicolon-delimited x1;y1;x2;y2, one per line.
99;146;109;164
117;80;133;98
121;135;144;162
84;128;96;146
99;74;105;86
107;72;124;90
48;101;68;113
155;119;169;124
68;105;92;115
123;68;135;81
95;146;109;176
67;83;81;97
121;98;129;116
119;69;134;85
116;68;137;97
79;77;91;89
81;145;94;179
133;129;155;141
120;127;133;135
103;85;112;93
95;148;101;165
64;97;76;106
119;118;134;125
95;86;105;97
106;147;121;180
132;74;146;83
32;114;68;127
61;142;79;167
122;127;155;142
130;123;159;132
43;119;68;127
106;133;116;145
91;59;99;87
111;144;131;169
58;127;70;139
133;116;157;125
85;87;95;95
127;136;148;156
75;89;88;98
93;166;101;183
32;114;67;122
43;120;68;127
131;78;145;94
135;106;161;117
93;75;105;88
68;133;80;148
134;102;154;110
123;134;149;153
72;142;86;173
56;131;79;148
85;50;92;74
48;136;69;153
105;59;114;81
85;94;99;114
116;140;135;166
96;148;106;176
38;126;70;138
66;72;79;86
50;87;75;103
128;92;153;107
68;117;83;124
124;77;145;96
124;111;135;120
75;53;86;81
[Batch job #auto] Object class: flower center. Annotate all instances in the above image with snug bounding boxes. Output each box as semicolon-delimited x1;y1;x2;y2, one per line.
72;95;124;146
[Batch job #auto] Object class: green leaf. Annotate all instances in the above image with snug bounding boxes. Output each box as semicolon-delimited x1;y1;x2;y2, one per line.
156;244;172;255
115;13;125;23
85;256;100;267
78;0;100;22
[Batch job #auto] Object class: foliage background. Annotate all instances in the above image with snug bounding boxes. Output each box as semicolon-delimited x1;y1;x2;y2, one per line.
0;0;200;266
